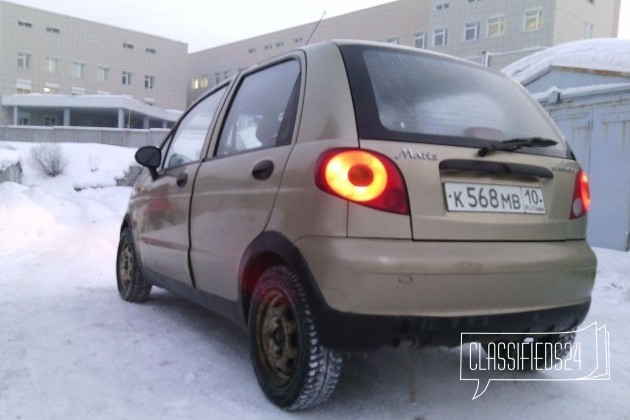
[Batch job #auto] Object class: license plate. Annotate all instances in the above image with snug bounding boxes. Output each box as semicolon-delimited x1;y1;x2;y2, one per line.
444;182;546;214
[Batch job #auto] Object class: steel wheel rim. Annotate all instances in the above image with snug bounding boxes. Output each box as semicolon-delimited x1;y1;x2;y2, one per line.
256;289;299;386
118;240;134;289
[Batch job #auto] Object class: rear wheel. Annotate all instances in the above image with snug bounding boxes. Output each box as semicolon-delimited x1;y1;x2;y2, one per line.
248;266;342;411
116;228;152;302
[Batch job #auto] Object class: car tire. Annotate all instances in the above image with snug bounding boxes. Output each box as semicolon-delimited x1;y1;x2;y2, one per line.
484;332;576;370
248;266;342;411
116;228;152;302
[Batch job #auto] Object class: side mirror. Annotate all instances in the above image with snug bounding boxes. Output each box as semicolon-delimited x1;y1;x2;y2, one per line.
135;146;161;179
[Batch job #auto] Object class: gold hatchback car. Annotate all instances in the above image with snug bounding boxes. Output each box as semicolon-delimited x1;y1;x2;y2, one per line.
117;40;596;410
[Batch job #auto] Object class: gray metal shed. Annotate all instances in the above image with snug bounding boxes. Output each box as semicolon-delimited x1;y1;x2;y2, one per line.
504;39;630;251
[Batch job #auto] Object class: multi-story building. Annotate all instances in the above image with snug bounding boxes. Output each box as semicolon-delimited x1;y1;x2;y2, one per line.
0;1;188;128
188;0;621;104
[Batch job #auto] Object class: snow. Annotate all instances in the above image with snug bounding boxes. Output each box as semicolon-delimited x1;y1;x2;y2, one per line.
0;145;21;171
1;142;629;419
503;38;630;84
532;83;630;103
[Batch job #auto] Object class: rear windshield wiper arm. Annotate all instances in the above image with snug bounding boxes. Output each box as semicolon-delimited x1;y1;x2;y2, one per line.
477;137;558;157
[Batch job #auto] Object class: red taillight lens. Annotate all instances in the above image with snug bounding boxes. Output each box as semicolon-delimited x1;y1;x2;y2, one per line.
315;149;409;215
570;170;591;219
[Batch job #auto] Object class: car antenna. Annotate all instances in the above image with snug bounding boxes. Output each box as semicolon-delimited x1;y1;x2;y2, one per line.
306;11;326;45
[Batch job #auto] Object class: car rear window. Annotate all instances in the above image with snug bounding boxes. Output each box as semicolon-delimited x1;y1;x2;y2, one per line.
339;44;570;158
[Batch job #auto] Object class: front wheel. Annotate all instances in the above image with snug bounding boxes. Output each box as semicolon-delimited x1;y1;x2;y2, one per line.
248;266;342;411
116;228;152;302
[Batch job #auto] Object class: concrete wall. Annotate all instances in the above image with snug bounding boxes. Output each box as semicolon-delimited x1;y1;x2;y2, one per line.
0;126;168;148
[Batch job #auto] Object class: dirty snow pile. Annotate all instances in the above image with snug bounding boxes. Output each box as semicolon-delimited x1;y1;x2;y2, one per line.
1;142;629;419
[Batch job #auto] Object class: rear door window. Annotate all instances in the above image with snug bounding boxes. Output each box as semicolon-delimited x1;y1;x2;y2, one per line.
215;60;300;157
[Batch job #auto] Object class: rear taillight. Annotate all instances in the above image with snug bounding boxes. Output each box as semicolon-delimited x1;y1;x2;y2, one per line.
570;170;591;219
315;148;409;215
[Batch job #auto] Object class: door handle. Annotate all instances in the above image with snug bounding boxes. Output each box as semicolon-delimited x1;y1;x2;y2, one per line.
252;160;274;181
176;172;188;187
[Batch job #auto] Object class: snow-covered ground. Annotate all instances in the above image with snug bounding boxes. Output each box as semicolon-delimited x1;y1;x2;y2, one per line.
1;142;628;419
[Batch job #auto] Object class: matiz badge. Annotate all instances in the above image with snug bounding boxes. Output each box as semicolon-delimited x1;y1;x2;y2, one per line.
395;148;438;161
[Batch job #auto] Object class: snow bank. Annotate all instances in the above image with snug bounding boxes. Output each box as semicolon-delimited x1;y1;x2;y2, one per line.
2;141;137;191
503;38;630;83
0;142;628;419
0;145;21;171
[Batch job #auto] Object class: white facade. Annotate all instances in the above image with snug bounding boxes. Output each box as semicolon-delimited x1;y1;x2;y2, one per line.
0;1;188;128
188;0;621;103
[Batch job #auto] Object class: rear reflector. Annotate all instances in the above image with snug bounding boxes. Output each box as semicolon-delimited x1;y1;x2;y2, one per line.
570;170;590;219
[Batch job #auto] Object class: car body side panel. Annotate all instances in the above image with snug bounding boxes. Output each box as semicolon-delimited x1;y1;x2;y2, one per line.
131;164;198;287
189;146;292;300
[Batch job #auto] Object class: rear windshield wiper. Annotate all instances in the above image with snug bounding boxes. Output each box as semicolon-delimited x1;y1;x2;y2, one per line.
477;137;558;157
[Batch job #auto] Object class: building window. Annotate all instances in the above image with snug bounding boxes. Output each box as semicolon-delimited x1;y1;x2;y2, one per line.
16;79;32;93
47;27;61;34
122;71;133;85
46;57;60;74
18;20;32;28
464;22;480;41
123;42;134;50
414;32;427;48
214;73;222;85
264;44;272;51
524;8;543;32
435;3;450;11
585;22;594;38
588;0;595;4
98;66;110;82
43;116;57;126
468;0;481;3
17;52;32;69
248;47;256;54
275;41;284;48
145;47;156;54
192;76;209;90
145;75;155;89
488;15;506;38
294;37;304;44
433;28;448;47
72;61;85;78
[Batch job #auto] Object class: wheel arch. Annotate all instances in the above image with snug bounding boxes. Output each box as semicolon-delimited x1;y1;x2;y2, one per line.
120;214;132;233
238;231;327;326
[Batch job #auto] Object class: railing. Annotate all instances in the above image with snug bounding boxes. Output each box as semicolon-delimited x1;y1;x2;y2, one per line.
0;125;169;148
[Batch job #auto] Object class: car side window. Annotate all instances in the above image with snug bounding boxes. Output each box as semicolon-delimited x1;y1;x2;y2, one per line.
163;87;226;169
216;60;300;157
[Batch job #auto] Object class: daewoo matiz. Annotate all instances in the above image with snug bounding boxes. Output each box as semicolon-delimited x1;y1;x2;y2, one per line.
117;40;596;410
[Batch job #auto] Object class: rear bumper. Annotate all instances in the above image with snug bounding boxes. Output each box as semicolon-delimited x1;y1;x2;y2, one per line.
295;237;596;352
313;300;590;352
